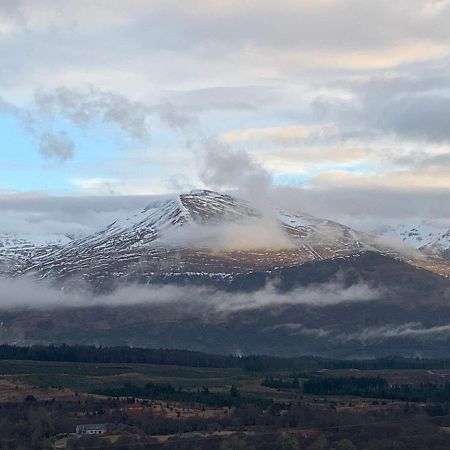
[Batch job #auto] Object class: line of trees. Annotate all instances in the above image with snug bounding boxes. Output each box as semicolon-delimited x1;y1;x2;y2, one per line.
303;376;450;402
3;344;450;371
93;381;273;408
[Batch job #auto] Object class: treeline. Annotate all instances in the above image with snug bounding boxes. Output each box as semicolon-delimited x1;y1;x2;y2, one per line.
3;344;450;371
246;355;450;372
303;376;450;402
93;381;272;408
303;376;388;397
0;344;240;368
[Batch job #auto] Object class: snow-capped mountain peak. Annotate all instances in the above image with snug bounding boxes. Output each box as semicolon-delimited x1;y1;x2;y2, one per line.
2;190;450;286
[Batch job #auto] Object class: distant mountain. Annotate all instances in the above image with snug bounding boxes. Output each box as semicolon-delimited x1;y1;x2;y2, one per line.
372;220;450;260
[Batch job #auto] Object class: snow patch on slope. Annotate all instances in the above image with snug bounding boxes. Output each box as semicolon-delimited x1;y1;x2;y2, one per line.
372;219;450;258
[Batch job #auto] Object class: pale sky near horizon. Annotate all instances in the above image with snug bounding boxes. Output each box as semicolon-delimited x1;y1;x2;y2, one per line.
2;0;450;233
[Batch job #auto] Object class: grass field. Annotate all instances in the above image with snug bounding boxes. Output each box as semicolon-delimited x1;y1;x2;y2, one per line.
0;359;265;399
2;359;450;402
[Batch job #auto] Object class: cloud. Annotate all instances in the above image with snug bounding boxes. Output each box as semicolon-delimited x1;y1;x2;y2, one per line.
313;72;450;143
0;95;20;116
34;86;152;141
371;235;425;259
0;276;379;311
336;322;450;343
166;85;280;113
221;124;339;146
378;95;450;142
311;168;450;191
3;87;153;163
38;131;75;162
1;85;199;164
2;0;450;101
199;140;272;205
266;323;331;338
69;177;122;195
0;192;163;237
154;101;197;130
2;0;450;228
159;219;294;251
264;321;450;343
268;185;450;221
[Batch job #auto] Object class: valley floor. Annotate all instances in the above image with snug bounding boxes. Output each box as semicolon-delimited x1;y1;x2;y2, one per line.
1;353;450;449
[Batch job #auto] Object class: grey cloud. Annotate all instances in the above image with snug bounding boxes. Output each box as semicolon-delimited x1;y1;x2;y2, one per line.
379;95;450;142
401;151;450;169
155;101;197;131
0;96;35;133
0;192;158;215
126;1;450;54
0;96;20;115
268;185;450;221
166;86;277;112
0;193;167;236
199;141;272;205
38;131;75;162
2;0;449;99
313;71;450;143
34;87;152;141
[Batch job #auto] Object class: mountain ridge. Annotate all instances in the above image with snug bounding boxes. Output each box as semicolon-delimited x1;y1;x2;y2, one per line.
18;189;411;287
0;189;448;287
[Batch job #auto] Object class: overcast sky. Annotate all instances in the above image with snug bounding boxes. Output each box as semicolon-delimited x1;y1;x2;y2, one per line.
1;0;450;234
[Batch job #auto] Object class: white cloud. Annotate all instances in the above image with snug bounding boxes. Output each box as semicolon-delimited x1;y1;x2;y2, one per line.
221;124;339;145
1;0;450;222
69;177;122;194
0;276;379;311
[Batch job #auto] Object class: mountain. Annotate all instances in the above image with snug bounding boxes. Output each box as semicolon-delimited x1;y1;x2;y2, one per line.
2;252;450;358
19;189;412;290
2;189;450;358
0;232;73;276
